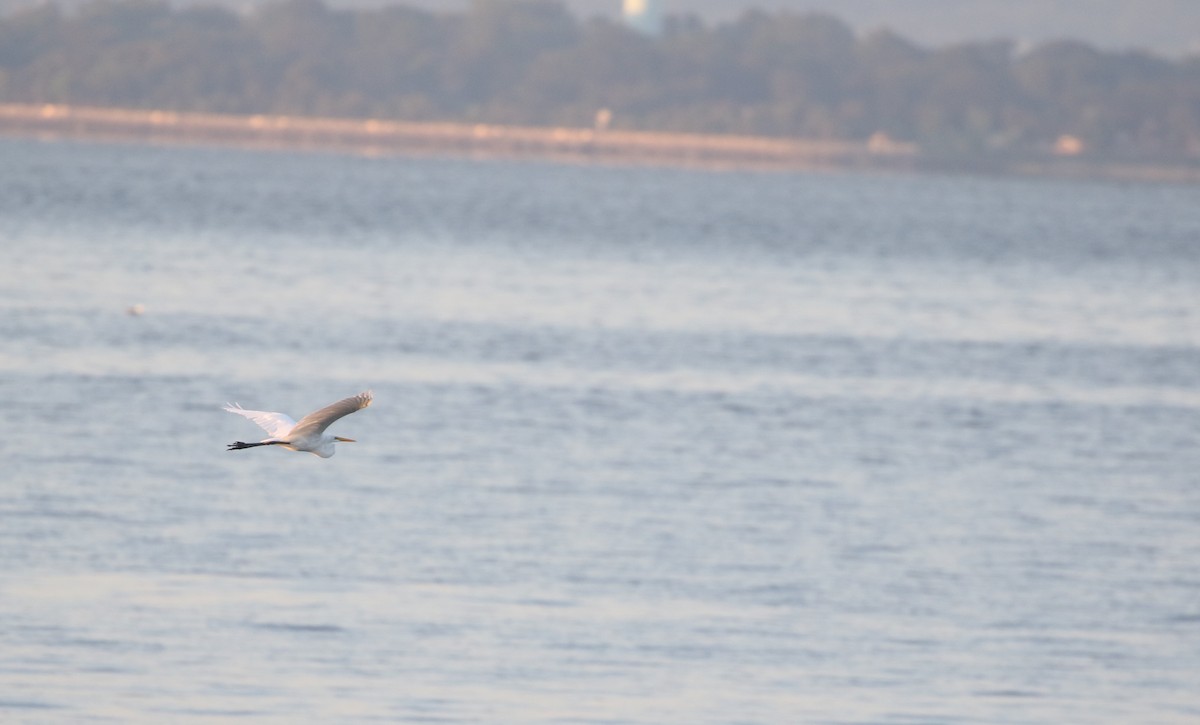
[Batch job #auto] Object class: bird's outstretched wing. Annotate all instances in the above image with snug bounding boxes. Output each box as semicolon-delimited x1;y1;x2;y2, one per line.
223;403;297;439
289;391;373;439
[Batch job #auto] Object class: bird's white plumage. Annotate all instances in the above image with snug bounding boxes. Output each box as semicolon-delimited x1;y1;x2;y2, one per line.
222;404;297;438
289;391;373;439
223;390;372;458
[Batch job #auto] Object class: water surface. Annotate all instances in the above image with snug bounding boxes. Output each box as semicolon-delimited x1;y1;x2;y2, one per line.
1;138;1199;723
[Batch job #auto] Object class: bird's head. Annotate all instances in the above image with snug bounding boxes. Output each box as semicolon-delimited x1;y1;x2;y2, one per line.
334;436;356;443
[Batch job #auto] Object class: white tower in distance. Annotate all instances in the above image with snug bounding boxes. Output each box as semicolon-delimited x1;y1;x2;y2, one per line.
623;0;663;36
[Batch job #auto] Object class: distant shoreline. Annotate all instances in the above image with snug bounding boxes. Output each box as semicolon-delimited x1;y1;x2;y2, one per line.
2;103;1197;183
0;103;917;172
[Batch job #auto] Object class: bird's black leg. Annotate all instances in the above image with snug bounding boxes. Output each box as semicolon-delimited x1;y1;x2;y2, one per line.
227;441;285;451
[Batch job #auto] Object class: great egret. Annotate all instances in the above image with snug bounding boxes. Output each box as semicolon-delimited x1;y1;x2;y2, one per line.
224;391;372;458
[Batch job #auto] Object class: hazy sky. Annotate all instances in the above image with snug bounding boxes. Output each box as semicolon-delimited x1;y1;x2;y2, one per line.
0;0;1195;54
380;0;1200;55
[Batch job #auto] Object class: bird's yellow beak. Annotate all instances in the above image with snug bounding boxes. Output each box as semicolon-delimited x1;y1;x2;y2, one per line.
334;436;356;443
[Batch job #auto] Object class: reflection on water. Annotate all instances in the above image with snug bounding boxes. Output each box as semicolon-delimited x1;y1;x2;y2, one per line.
1;138;1199;723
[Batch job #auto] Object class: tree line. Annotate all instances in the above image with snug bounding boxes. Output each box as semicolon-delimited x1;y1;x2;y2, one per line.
2;0;1198;162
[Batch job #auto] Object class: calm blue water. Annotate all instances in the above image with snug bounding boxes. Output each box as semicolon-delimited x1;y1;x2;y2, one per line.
1;137;1199;723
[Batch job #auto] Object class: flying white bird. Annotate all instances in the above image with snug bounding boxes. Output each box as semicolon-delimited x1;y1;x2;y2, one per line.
223;391;372;458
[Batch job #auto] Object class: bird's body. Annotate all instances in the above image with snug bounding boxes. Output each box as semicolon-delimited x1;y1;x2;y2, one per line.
224;391;372;458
